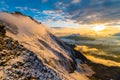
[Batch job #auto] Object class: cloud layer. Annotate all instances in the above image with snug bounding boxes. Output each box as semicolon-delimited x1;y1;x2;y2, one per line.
0;0;120;27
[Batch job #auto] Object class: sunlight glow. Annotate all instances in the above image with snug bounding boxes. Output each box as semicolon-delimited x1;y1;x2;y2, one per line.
92;25;106;32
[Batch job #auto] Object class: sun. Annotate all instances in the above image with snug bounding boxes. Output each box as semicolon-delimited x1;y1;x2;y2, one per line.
92;25;106;32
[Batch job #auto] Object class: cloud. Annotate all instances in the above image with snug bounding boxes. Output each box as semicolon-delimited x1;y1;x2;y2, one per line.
38;0;120;26
42;10;67;21
0;1;9;11
15;7;28;11
72;0;81;4
15;6;39;12
36;9;80;27
29;8;39;12
0;0;120;27
56;0;120;25
43;19;80;27
105;20;120;26
41;0;48;3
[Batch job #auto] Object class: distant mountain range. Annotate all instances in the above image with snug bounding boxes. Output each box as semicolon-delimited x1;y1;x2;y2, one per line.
114;33;120;36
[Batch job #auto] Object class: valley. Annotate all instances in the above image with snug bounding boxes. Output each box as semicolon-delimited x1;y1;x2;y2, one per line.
51;27;120;80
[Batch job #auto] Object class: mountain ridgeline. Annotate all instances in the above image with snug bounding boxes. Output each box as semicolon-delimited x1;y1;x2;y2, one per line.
0;12;91;80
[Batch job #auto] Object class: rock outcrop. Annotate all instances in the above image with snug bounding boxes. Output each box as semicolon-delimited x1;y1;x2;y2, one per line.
0;24;62;80
0;12;91;80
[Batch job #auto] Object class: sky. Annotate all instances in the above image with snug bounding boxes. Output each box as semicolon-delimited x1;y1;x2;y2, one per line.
0;0;120;27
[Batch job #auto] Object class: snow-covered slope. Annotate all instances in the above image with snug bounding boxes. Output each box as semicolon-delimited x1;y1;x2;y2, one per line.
0;12;92;80
0;36;62;80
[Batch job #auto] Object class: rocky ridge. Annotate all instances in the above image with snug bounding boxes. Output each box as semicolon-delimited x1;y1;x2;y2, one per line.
0;12;93;80
0;24;63;80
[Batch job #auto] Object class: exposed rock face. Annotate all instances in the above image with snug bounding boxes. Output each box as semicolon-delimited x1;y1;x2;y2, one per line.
0;12;91;80
0;36;62;80
0;12;79;73
0;23;6;36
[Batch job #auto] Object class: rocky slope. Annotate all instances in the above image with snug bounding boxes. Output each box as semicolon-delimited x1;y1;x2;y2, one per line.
0;37;62;80
0;12;93;80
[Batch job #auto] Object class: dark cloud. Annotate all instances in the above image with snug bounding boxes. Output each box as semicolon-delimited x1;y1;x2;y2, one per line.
0;0;120;26
54;0;120;24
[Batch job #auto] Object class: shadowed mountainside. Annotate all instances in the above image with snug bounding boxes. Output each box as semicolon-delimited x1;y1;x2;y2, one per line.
88;61;120;80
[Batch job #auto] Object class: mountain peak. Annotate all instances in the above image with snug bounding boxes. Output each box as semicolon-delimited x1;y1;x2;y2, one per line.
0;12;92;80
